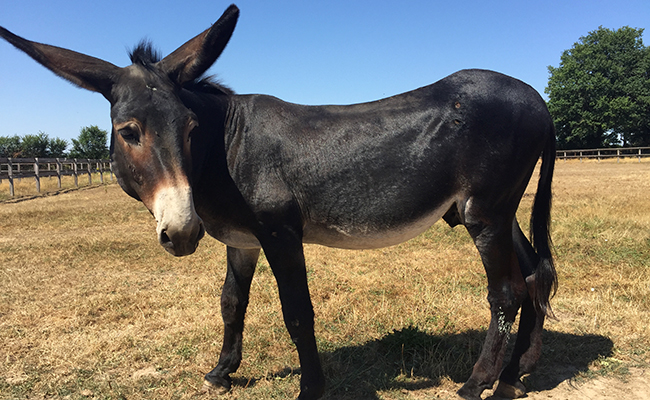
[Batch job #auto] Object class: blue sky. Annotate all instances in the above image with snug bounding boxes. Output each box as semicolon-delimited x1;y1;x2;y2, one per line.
1;0;648;144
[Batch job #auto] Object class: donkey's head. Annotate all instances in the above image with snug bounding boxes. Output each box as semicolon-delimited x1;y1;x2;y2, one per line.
0;5;239;256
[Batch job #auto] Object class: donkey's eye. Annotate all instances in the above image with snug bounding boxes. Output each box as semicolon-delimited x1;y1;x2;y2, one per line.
188;121;199;142
119;127;140;145
185;117;199;143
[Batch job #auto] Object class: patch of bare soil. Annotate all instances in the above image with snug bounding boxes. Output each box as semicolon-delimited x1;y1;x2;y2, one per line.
485;368;650;400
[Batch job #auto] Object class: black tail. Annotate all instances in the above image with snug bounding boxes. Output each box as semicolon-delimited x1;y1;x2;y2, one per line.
530;125;558;319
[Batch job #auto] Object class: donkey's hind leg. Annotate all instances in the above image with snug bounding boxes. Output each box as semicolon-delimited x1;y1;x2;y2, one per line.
457;215;528;400
495;297;543;398
495;220;546;398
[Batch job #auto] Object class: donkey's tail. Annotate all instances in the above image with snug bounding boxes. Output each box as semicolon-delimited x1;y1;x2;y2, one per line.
530;124;558;319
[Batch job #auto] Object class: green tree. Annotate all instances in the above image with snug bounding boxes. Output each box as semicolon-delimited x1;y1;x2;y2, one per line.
0;135;22;157
21;132;51;157
546;26;650;149
69;125;109;159
49;137;68;158
0;133;68;158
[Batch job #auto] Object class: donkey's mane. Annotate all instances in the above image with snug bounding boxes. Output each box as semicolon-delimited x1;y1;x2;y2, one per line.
129;40;161;66
128;40;234;95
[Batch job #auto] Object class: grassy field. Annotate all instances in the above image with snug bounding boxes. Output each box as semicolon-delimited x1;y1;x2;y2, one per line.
0;160;649;399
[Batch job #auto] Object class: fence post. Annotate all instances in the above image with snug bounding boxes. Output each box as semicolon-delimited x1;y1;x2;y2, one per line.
56;158;62;188
99;160;104;184
34;157;41;193
73;159;79;187
639;148;642;163
579;151;583;162
8;158;14;197
87;159;92;185
617;149;620;163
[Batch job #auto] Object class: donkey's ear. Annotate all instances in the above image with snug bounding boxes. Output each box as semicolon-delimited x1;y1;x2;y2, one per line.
158;4;239;85
0;26;120;100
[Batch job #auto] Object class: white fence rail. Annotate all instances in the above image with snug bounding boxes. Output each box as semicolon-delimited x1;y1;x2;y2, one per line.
0;157;112;197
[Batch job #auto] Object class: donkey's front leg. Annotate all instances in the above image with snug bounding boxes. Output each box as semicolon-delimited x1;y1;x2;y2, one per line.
204;246;260;393
262;228;325;400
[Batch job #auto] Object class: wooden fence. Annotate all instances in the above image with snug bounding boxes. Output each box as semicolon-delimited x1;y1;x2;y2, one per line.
0;157;112;197
557;147;650;162
1;147;649;197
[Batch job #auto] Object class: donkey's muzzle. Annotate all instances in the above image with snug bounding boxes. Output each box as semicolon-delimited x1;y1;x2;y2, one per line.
152;186;205;257
159;218;205;256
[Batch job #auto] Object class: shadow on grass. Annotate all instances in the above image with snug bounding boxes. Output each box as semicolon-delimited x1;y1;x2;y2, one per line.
233;326;614;399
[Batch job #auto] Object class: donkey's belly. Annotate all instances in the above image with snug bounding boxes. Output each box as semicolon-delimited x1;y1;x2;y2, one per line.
204;196;458;251
302;198;456;250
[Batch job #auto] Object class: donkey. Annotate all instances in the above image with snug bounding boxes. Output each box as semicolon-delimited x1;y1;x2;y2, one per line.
0;4;557;399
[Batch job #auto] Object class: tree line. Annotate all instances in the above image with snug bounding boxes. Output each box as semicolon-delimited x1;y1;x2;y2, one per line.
0;126;109;159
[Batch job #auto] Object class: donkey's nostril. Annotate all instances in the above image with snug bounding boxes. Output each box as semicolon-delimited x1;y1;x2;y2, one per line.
159;229;172;246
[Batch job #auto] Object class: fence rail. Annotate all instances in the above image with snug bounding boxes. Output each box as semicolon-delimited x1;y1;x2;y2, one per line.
0;157;112;197
557;147;650;162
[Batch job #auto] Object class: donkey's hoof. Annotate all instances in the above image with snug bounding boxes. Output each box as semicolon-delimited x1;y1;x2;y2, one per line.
494;380;526;398
456;384;482;400
196;379;229;397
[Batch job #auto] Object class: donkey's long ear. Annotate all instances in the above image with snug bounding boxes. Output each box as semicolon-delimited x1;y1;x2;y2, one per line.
0;26;120;100
158;4;239;85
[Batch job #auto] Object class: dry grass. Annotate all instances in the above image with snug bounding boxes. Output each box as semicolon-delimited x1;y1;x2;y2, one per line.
0;160;648;399
0;173;113;202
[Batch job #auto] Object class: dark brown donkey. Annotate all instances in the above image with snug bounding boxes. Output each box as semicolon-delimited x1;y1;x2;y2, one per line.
1;4;557;399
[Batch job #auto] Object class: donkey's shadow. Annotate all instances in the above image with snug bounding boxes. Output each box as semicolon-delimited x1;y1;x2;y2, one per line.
234;326;614;399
